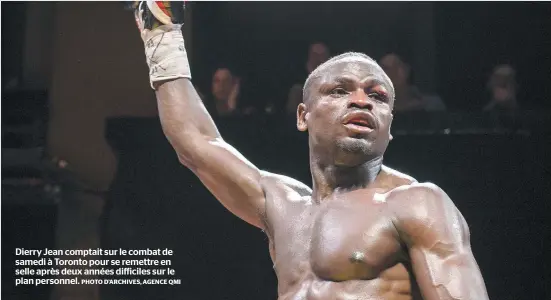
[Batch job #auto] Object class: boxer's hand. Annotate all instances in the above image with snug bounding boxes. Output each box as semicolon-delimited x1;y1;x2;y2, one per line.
133;1;185;41
131;1;191;87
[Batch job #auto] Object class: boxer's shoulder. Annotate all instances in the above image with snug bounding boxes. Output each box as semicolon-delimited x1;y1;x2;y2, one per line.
379;165;445;197
379;165;417;189
386;180;446;201
385;181;454;220
384;182;465;247
380;165;417;181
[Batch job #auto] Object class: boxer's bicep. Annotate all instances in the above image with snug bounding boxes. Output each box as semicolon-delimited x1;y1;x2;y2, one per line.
396;184;489;300
408;226;488;300
187;137;267;229
409;245;488;300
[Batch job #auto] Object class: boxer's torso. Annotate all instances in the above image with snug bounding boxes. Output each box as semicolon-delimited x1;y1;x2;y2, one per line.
262;166;423;300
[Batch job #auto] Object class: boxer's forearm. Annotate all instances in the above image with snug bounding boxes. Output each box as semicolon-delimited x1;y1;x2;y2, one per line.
139;24;221;156
155;78;221;158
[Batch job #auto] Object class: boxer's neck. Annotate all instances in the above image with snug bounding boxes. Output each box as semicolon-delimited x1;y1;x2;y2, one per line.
310;156;383;204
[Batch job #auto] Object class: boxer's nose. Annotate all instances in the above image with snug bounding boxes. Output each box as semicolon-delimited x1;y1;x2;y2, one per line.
348;90;373;111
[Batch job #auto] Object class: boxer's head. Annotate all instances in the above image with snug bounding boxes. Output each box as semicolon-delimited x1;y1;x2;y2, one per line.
297;52;394;166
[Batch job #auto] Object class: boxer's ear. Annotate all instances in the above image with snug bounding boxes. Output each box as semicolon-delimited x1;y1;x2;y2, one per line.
297;103;308;132
387;114;393;141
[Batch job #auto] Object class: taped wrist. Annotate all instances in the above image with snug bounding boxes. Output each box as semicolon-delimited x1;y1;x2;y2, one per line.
143;24;191;89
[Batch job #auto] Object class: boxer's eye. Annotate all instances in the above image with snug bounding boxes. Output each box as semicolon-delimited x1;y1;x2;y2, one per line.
330;87;349;96
368;92;387;102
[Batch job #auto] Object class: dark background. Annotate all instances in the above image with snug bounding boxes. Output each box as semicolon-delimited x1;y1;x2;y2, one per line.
189;2;551;111
3;2;551;110
2;2;550;300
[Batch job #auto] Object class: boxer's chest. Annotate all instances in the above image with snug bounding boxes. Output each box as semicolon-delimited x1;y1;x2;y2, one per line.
270;190;404;283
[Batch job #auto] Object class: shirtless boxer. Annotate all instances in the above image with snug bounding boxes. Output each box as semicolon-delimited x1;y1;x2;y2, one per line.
133;2;489;299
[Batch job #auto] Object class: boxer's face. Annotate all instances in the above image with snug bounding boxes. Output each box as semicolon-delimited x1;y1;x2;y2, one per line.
298;58;394;166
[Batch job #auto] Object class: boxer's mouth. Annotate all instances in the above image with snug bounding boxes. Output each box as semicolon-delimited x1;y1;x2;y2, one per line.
347;119;370;127
342;111;376;131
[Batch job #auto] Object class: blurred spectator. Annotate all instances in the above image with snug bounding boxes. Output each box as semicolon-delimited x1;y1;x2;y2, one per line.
205;68;254;117
379;53;446;112
483;64;519;112
285;42;330;115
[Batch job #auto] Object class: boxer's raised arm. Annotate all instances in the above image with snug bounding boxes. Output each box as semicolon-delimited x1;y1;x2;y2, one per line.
392;183;489;300
155;78;268;228
133;2;271;228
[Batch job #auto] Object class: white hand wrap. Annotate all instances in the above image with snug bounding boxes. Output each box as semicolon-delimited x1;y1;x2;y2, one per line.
143;24;191;89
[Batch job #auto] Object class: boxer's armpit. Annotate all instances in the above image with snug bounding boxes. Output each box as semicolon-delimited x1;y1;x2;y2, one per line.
260;171;312;197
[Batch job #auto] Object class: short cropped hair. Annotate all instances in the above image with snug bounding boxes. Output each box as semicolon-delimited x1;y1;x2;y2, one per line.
302;52;389;104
